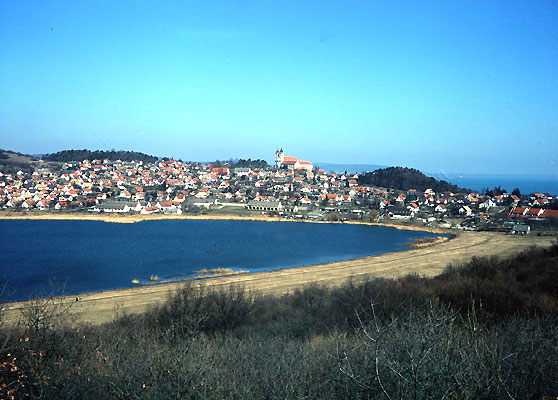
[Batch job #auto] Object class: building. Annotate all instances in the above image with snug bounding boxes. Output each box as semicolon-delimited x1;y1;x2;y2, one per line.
245;200;283;212
388;207;412;219
93;200;142;213
512;224;530;234
274;148;313;171
275;148;285;168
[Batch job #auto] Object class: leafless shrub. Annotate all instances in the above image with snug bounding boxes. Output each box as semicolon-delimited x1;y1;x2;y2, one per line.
18;282;78;336
339;301;558;399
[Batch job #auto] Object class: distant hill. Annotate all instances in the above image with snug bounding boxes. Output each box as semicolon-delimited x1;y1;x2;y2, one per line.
358;166;471;193
0;149;55;174
315;163;388;174
42;149;159;163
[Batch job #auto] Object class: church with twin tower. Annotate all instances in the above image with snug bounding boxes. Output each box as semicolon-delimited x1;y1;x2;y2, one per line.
274;148;313;171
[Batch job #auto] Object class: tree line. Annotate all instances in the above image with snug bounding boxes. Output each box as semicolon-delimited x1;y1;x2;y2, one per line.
42;149;159;163
210;158;269;168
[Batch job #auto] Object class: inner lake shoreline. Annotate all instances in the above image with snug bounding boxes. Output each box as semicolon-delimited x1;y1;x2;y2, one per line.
0;211;451;234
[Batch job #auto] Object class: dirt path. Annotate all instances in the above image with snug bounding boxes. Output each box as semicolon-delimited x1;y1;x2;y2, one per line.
2;231;554;325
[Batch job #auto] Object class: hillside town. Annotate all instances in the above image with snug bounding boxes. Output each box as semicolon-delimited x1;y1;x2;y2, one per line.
1;149;557;233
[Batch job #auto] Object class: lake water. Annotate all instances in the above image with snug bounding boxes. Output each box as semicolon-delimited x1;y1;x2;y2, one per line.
0;220;446;301
429;173;558;195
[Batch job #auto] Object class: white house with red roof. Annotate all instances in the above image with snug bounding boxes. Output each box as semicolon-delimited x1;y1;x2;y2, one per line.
296;160;313;171
141;206;159;214
274;148;313;171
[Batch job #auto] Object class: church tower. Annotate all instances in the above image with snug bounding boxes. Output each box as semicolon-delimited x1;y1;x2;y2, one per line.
274;148;284;168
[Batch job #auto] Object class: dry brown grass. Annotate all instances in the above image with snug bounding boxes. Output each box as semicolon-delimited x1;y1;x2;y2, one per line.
405;236;450;248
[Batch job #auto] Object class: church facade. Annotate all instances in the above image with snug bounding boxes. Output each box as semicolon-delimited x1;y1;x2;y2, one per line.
274;148;313;171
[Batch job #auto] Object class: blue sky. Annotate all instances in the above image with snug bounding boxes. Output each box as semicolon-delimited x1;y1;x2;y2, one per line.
1;1;557;175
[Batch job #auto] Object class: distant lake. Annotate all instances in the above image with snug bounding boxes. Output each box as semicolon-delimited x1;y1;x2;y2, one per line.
436;174;558;196
0;220;447;301
316;164;558;195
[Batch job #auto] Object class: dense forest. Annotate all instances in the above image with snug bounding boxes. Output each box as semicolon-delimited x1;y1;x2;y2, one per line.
358;166;471;193
42;149;159;163
1;242;557;399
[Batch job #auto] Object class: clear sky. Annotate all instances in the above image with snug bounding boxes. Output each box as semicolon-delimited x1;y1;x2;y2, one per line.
1;1;557;175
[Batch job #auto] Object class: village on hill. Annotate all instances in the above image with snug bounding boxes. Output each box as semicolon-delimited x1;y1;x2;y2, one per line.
0;148;557;233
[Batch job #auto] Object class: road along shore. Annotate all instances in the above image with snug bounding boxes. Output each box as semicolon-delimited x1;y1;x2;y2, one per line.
2;229;554;325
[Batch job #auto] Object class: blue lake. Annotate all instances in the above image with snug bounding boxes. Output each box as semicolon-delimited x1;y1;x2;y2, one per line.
430;173;558;196
0;220;447;301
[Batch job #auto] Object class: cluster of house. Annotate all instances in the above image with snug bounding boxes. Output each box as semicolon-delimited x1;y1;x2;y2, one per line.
0;152;556;230
509;206;558;220
0;155;349;215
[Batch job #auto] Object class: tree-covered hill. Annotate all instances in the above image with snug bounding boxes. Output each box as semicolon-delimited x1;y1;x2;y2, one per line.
42;149;159;163
358;166;471;193
210;158;269;168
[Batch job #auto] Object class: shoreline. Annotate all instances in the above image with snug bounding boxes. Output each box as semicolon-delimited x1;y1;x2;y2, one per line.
0;211;451;234
2;230;554;325
0;225;456;305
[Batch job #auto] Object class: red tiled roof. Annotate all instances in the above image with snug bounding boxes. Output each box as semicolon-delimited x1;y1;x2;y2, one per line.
525;208;542;216
211;167;230;175
509;207;526;217
540;209;558;218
